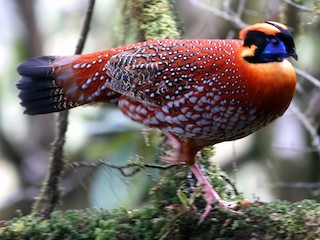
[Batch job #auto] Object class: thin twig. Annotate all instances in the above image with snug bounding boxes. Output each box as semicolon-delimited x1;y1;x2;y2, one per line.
236;0;246;17
70;159;184;177
32;0;96;218
70;159;174;169
261;181;320;189
271;145;320;153
75;0;95;54
220;174;239;196
290;102;320;153
295;67;320;88
189;0;248;29
281;0;319;14
70;159;241;198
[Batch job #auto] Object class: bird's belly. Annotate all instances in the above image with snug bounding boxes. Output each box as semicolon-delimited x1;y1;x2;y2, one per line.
118;96;277;143
154;105;275;143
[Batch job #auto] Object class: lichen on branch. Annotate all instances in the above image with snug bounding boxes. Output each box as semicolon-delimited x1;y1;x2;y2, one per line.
121;0;182;42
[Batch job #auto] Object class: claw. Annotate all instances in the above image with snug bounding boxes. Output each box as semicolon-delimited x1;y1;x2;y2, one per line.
189;164;249;225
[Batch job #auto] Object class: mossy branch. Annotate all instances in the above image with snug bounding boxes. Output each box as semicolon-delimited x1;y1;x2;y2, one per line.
1;163;320;239
121;0;182;43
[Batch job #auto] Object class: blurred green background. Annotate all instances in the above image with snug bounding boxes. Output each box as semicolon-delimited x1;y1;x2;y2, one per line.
0;0;319;220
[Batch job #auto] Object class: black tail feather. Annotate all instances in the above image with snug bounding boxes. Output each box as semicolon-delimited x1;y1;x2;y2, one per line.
16;56;79;115
17;56;55;78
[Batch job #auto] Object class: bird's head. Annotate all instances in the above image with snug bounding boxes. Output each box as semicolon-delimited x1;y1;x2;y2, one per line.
239;21;298;63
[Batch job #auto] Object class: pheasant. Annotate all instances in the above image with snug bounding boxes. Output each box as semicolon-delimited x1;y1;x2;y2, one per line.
17;21;297;222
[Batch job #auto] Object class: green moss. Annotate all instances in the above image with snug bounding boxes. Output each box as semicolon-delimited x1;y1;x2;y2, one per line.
247;200;320;239
142;0;181;39
2;161;319;239
121;0;181;42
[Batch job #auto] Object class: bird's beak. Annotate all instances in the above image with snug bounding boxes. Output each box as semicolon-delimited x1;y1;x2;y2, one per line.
290;48;298;61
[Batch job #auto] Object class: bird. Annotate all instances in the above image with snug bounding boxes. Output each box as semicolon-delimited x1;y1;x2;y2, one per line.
16;21;297;223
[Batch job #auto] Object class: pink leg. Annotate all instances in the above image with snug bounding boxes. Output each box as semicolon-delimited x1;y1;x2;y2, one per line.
189;163;242;224
162;132;244;223
162;132;182;164
164;132;180;148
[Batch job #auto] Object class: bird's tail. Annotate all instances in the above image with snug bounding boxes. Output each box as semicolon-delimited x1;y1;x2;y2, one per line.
16;52;119;115
17;56;79;115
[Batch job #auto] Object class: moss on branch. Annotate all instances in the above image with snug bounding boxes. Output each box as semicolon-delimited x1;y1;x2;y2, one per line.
121;0;181;42
1;162;319;239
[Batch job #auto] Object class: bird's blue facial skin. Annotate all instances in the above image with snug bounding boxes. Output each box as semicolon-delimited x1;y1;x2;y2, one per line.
259;37;289;62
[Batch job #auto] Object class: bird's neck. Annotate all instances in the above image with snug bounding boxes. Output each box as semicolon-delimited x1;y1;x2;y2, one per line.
240;57;296;117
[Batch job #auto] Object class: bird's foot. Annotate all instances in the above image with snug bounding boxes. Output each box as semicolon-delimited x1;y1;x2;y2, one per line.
189;164;250;225
199;199;248;225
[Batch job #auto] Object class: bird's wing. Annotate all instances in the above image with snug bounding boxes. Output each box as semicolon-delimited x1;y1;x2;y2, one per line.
105;44;196;105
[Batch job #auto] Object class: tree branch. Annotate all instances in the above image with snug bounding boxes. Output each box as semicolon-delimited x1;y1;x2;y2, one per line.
70;159;183;177
281;0;320;14
75;0;95;54
290;102;320;154
189;0;248;29
31;0;96;218
295;67;320;88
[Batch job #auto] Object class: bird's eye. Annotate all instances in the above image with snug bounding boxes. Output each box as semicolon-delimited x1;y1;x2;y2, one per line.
271;38;279;46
